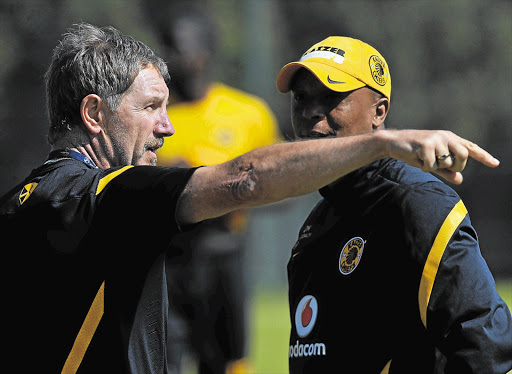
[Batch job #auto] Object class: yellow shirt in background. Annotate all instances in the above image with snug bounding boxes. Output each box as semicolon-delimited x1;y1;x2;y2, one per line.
158;83;281;167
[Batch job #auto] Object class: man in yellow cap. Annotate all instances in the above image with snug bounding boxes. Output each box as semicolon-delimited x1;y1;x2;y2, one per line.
277;36;512;373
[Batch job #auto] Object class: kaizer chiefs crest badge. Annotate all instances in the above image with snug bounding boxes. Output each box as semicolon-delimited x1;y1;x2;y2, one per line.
339;237;365;275
369;55;388;86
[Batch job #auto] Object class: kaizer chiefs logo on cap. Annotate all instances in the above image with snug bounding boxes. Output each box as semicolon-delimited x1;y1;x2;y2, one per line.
369;55;388;86
295;295;318;338
339;237;365;275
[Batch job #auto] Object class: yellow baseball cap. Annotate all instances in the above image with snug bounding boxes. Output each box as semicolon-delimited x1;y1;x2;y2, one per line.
276;36;391;99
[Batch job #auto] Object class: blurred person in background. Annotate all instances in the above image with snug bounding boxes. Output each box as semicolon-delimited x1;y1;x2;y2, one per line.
153;5;281;374
0;22;500;374
277;36;512;373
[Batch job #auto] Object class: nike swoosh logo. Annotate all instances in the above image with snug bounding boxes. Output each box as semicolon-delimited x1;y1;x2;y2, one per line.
327;75;345;84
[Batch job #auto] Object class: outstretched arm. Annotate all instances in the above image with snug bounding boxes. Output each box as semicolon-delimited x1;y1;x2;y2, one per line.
176;129;499;225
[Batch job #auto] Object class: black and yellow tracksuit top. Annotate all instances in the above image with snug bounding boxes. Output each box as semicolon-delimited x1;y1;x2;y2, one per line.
0;153;195;373
288;158;512;373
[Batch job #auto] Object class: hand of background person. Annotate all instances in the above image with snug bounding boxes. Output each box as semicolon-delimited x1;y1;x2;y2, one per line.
381;129;500;184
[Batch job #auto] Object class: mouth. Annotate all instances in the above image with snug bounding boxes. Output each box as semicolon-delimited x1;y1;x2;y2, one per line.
144;139;164;155
301;132;335;140
140;139;164;165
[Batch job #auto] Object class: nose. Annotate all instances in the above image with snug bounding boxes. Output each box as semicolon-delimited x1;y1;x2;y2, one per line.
154;111;175;137
294;100;328;138
302;99;325;121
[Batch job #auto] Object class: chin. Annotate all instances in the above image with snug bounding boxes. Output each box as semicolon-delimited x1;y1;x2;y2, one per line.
135;156;157;166
135;149;159;166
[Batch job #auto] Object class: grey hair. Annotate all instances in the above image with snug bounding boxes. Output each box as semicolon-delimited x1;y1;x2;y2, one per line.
45;23;170;144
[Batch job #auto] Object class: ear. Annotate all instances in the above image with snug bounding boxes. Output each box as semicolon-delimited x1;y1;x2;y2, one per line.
372;97;390;130
80;94;104;135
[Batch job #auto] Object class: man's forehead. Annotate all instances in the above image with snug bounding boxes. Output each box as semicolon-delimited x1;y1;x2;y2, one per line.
129;66;169;98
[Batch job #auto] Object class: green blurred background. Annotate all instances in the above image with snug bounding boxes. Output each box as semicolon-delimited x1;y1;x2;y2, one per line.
1;0;510;372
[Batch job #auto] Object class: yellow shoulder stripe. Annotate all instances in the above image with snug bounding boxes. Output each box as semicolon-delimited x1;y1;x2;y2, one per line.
61;281;104;374
418;200;467;328
95;165;133;195
380;359;392;374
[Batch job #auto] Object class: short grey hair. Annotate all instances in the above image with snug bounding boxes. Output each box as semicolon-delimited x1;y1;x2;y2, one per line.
45;23;170;144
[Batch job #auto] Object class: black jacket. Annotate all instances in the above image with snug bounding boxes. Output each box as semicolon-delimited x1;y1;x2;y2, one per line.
288;158;512;373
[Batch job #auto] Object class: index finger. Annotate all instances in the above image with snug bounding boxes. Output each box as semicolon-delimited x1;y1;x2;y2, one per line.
463;140;500;168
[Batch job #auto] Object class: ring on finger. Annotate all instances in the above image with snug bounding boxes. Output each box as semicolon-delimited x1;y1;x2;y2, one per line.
436;153;451;161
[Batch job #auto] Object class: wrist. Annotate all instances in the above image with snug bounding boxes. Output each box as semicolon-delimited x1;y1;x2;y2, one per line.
370;129;394;160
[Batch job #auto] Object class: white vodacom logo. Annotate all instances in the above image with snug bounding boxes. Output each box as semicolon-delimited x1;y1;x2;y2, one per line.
290;295;326;358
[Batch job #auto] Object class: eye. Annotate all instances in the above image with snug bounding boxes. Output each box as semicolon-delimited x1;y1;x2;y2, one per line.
293;92;305;102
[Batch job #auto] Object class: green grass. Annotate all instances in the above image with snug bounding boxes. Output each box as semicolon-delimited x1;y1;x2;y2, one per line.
248;279;512;374
249;290;290;374
497;279;512;310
